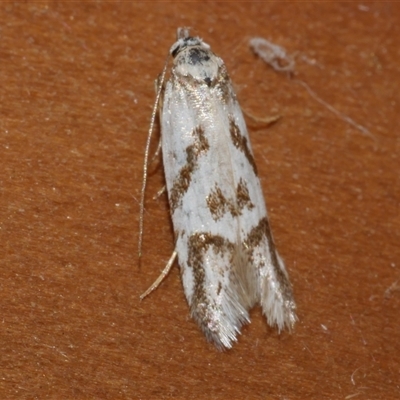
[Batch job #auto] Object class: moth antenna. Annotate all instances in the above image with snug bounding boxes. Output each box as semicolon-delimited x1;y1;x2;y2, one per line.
138;53;170;260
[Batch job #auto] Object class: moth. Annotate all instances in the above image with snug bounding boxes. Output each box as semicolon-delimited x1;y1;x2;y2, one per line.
139;28;297;349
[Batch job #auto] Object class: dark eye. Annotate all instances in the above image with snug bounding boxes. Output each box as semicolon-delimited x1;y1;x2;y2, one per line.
171;44;183;58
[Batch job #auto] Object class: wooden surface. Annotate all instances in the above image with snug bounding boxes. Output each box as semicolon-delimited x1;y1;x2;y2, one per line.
1;3;399;399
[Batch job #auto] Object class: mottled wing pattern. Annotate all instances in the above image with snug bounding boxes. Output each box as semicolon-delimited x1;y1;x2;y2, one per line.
162;84;257;349
227;101;297;331
160;32;296;349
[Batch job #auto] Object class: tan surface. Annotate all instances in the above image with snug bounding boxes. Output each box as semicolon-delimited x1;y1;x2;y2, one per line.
1;3;399;399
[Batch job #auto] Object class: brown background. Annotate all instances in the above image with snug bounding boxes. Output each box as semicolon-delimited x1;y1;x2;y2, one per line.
1;2;399;399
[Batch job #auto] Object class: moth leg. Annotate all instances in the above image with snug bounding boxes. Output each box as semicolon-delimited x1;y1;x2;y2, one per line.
153;185;166;200
140;250;178;300
149;137;162;166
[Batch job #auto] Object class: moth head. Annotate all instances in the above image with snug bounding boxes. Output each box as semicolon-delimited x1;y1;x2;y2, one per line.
170;28;211;58
170;28;222;86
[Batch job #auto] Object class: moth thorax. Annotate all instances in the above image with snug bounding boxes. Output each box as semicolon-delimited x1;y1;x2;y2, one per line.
174;46;220;84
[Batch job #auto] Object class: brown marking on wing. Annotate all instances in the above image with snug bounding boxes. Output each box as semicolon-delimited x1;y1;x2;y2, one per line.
169;126;209;213
229;117;258;176
244;217;292;298
236;178;255;212
206;179;254;221
212;66;233;104
187;232;234;331
206;185;230;221
244;218;274;266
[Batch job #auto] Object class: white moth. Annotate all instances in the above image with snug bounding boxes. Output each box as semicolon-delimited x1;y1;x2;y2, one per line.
139;28;297;350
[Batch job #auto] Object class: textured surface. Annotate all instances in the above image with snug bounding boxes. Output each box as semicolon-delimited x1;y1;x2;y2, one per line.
1;3;399;399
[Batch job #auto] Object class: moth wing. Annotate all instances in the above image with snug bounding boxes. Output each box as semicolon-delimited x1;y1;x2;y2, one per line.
227;98;297;331
161;80;258;349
